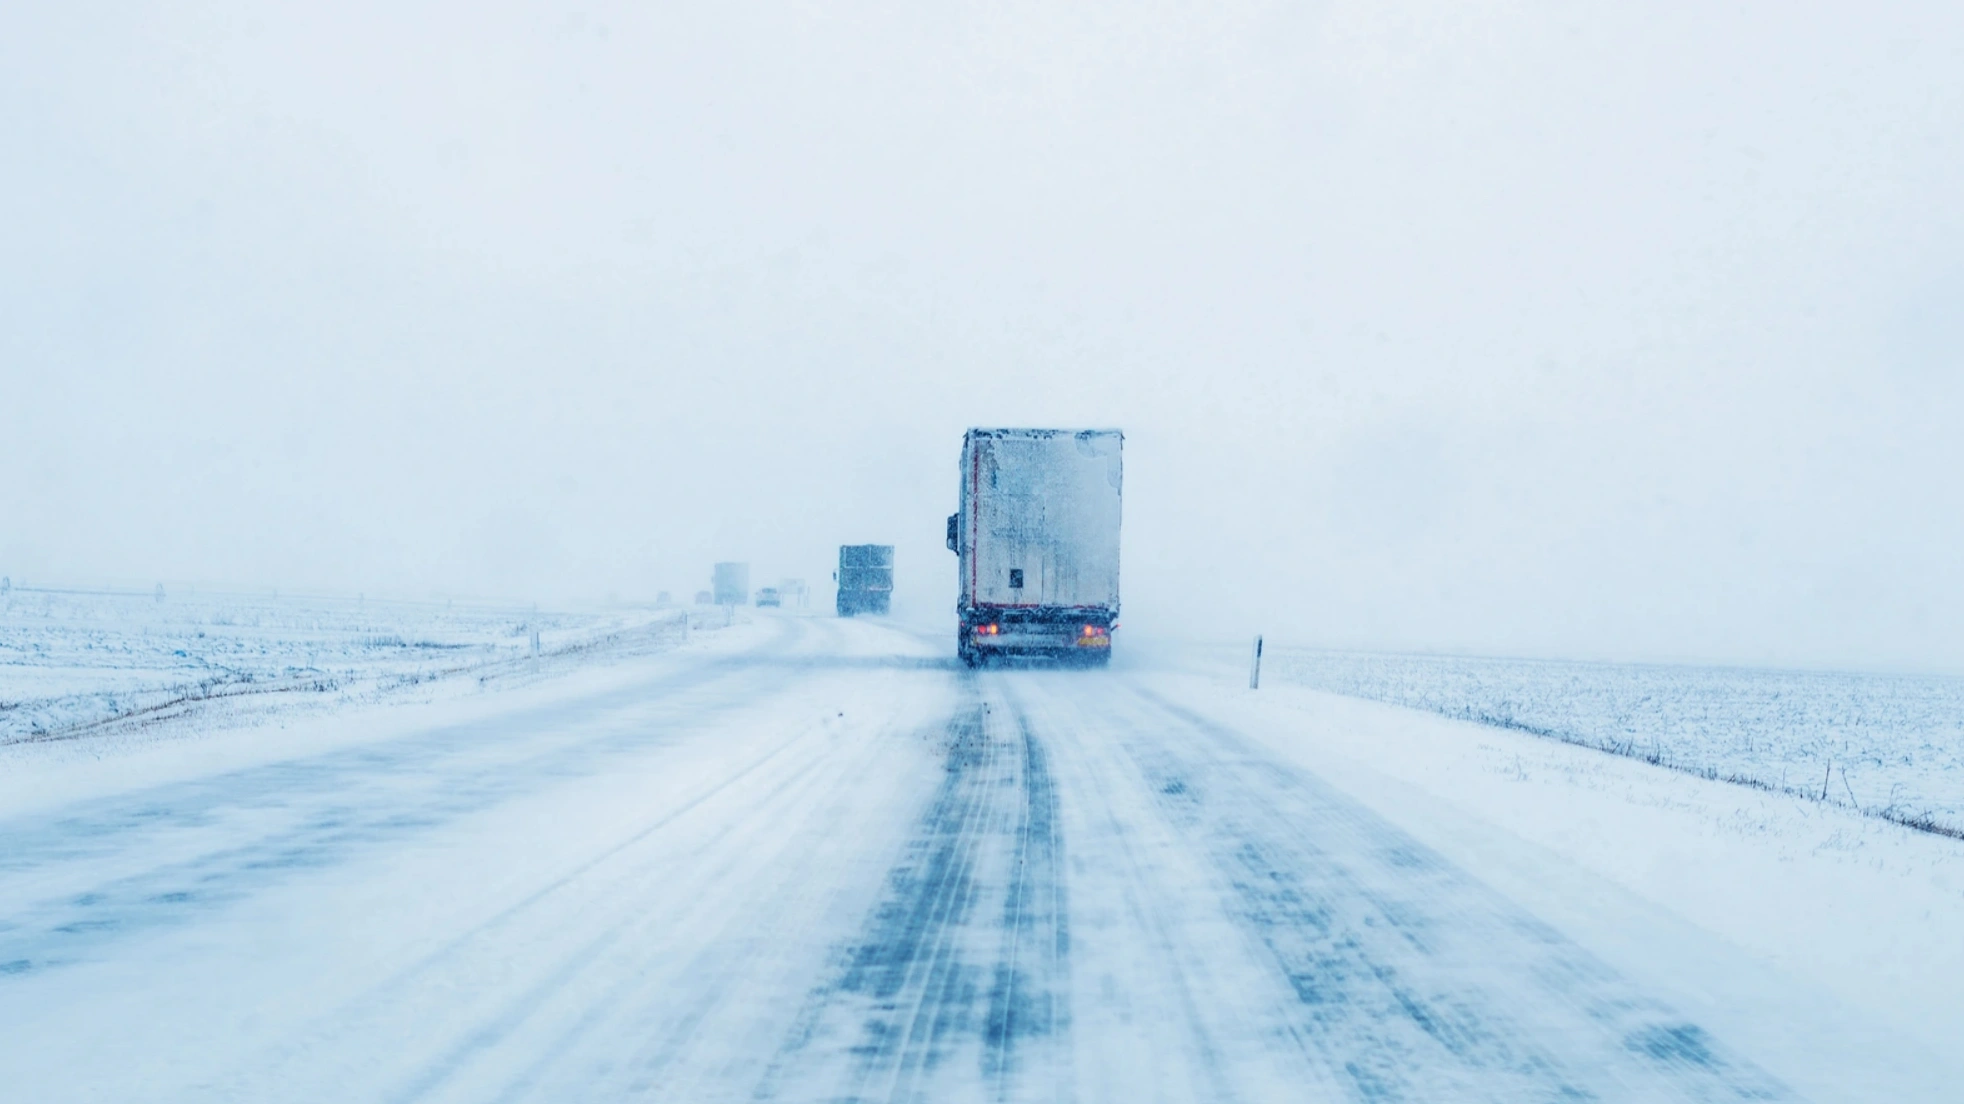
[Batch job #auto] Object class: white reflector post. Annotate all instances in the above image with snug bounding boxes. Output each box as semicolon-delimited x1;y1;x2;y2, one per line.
1249;634;1263;690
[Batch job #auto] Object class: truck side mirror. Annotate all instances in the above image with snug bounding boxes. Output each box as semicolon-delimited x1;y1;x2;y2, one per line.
946;513;959;552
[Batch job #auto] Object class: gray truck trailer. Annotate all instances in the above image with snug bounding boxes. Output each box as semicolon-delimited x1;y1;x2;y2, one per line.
711;562;749;606
946;428;1122;667
835;545;894;617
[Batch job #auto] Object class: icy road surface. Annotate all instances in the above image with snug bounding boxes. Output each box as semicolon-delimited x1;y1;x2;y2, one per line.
0;616;1949;1101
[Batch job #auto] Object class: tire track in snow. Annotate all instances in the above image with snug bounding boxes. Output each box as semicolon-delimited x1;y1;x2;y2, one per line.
1116;686;1793;1103
984;689;1072;1099
1;644;797;970
487;630;951;1102
0;633;813;979
1029;679;1274;1102
874;707;1005;1103
759;682;1072;1103
375;718;838;1104
206;620;955;1103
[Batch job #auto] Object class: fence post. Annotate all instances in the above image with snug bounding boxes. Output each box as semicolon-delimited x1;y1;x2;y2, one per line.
1249;635;1263;690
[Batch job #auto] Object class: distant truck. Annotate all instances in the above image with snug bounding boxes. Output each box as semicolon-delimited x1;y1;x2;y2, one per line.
712;562;749;606
835;545;894;617
947;428;1122;667
755;587;781;608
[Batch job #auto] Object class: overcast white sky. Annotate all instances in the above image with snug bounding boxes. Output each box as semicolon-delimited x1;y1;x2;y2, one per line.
4;1;1961;670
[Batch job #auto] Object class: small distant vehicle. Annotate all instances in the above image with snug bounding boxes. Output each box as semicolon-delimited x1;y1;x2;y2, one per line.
755;587;781;608
948;428;1122;667
836;545;894;617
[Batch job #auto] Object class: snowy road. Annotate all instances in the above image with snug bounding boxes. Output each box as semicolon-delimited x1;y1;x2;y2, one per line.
0;616;1849;1100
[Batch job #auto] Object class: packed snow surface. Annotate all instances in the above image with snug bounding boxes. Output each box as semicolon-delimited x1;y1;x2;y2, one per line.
1;616;1960;1102
1268;647;1964;831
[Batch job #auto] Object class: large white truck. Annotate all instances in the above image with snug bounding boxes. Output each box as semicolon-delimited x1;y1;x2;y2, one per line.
835;545;894;617
946;428;1122;667
712;562;749;607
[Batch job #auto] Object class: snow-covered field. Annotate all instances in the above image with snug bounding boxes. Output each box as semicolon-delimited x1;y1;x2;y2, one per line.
0;586;689;747
1266;648;1964;833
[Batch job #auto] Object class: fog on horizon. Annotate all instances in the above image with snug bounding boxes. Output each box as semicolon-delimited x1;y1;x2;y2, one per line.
3;1;1961;672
